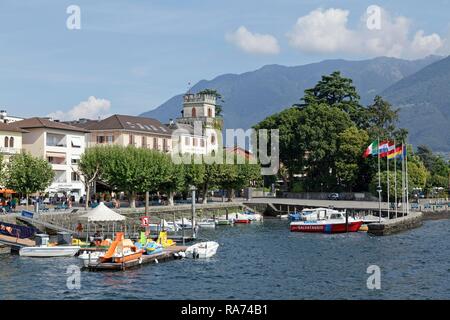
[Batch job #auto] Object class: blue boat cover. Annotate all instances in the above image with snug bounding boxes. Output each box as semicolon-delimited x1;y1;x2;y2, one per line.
0;221;37;239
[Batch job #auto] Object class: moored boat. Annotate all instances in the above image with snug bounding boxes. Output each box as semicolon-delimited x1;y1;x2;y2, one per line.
19;234;80;257
290;211;363;233
197;219;217;228
185;241;219;259
78;251;104;267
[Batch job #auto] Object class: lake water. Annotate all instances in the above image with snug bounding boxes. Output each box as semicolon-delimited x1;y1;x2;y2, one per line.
1;219;449;300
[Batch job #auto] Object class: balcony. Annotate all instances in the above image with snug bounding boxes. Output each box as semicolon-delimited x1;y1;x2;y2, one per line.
46;133;66;148
0;147;20;155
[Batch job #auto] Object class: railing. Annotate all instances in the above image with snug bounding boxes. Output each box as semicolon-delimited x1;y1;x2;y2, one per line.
0;147;20;154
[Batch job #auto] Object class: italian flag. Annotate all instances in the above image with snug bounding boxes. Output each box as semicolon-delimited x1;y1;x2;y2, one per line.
363;140;378;158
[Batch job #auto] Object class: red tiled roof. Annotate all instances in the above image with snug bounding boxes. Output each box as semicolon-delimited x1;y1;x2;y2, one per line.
9;118;90;133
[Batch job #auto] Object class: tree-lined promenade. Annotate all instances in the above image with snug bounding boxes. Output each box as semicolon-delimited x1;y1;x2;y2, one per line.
0;147;261;210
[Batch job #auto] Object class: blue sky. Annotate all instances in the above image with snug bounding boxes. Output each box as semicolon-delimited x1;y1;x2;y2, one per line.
1;0;449;119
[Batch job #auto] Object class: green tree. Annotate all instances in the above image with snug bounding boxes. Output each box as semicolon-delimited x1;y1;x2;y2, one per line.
4;153;54;209
101;146;171;208
219;155;261;201
300;104;353;191
299;71;364;125
78;146;108;209
335;126;370;191
253;107;305;190
160;162;186;206
366;95;400;140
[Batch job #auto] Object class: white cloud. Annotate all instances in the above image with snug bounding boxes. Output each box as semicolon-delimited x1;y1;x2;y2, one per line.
287;7;444;59
48;96;111;121
226;26;280;55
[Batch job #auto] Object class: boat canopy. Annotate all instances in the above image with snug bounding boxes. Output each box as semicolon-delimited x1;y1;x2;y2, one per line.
78;202;126;222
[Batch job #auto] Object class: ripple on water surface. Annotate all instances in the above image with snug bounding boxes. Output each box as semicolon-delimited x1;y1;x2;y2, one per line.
0;219;449;299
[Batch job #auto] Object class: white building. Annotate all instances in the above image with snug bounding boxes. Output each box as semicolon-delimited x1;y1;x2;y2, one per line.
0;122;26;161
0;110;24;124
171;93;222;156
10;118;88;201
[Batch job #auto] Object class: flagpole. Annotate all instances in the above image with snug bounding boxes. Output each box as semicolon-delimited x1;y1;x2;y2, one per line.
394;139;398;219
401;142;405;217
378;137;382;223
387;143;390;220
405;142;409;216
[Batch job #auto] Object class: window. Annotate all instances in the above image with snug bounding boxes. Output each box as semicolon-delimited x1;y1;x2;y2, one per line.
71;137;82;148
163;139;168;151
211;134;216;144
153;137;157;149
71;158;80;165
192;107;197;118
185;137;190;146
9;137;14;148
4;136;8;148
96;135;113;144
129;134;135;146
200;139;205;147
142;136;147;148
208;108;212;117
71;172;80;182
193;138;198;147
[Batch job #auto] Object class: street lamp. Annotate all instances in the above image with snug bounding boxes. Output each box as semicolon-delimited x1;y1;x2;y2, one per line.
189;185;197;238
377;185;382;222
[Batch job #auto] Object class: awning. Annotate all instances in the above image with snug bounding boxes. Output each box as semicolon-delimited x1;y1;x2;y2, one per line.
46;152;66;159
0;189;16;194
78;202;126;222
71;137;82;147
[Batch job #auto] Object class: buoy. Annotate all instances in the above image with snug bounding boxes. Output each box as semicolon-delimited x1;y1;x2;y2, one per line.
155;258;159;264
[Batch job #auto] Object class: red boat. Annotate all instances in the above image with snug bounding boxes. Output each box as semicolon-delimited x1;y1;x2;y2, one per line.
234;218;251;224
290;212;363;233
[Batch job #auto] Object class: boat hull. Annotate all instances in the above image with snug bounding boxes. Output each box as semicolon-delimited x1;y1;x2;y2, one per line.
112;251;143;263
234;219;251;224
185;241;219;259
19;246;80;257
290;221;363;233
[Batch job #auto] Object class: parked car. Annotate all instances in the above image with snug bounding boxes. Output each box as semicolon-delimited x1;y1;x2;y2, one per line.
327;193;340;200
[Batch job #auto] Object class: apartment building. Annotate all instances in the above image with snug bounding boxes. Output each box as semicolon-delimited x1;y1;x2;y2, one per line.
80;114;173;152
11;118;88;201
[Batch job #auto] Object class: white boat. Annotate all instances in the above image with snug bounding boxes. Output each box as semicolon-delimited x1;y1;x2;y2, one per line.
242;211;263;222
149;219;180;232
19;234;80;257
175;219;194;229
78;251;104;267
197;219;217;228
185;241;219;259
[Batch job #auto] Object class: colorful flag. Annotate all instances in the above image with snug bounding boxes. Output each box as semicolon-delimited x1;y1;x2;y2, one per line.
363;140;378;158
379;140;395;158
387;146;403;159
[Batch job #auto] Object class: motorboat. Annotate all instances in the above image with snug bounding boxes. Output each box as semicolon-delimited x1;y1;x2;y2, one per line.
242;211;263;222
19;234;80;257
175;218;194;229
185;241;219;259
290;211;363;233
149;219;180;232
197;219;217;228
78;251;104;267
216;219;232;226
230;212;251;224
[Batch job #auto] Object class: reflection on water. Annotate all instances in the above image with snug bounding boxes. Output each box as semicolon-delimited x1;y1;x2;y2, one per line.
0;219;449;299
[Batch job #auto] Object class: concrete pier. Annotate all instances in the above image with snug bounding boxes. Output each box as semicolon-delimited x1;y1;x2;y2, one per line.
368;212;423;236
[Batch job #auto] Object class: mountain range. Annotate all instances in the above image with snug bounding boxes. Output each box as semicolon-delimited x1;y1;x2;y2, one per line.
141;55;449;153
